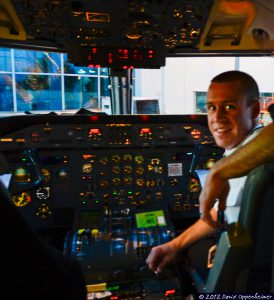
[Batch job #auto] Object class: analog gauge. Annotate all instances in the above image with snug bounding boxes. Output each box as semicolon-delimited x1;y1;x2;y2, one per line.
82;163;93;173
12;192;31;207
123;177;133;185
112;166;120;174
148;164;154;172
36;186;50;200
123;154;132;162
188;177;201;193
156;178;165;186
135;155;144;164
158;166;164;174
99;157;108;165
36;203;52;219
112;177;121;186
111;155;121;163
136;178;145;187
136;166;144;175
123;165;132;174
99;170;108;177
100;180;109;188
170;178;179;186
146;179;155;187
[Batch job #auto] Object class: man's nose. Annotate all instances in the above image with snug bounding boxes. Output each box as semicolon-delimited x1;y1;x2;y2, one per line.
214;106;226;120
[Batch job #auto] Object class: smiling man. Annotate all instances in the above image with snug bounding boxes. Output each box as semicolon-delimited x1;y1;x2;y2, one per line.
146;71;262;292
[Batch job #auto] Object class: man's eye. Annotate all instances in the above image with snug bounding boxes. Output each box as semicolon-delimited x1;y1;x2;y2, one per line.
225;104;236;110
206;105;215;111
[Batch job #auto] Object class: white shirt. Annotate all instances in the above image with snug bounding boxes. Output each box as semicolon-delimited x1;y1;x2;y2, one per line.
213;125;264;224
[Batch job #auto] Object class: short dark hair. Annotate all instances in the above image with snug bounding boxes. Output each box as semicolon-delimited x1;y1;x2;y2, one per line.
211;70;259;106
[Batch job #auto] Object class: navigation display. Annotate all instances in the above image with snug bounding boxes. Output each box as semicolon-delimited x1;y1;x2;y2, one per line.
135;210;166;228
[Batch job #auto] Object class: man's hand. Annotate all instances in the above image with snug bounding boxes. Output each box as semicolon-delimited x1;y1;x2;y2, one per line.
199;170;229;228
146;242;177;274
207;244;217;268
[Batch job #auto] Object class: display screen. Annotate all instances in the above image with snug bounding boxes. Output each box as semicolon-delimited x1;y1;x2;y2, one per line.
175;151;193;160
79;210;100;223
135;210;166;228
68;46;165;69
13;167;30;183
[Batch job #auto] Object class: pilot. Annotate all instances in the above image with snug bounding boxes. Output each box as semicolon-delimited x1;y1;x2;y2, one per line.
199;121;274;227
146;70;263;292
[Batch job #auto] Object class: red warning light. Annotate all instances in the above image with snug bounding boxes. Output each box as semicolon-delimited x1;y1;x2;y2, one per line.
190;114;199;120
89;128;101;134
164;289;176;296
140;127;151;134
89;115;100;122
140;115;150;122
108;52;113;64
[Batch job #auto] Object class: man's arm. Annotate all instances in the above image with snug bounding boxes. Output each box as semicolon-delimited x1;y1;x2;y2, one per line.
146;208;217;273
199;123;274;227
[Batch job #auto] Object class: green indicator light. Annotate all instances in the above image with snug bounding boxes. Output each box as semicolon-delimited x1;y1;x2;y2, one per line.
108;285;120;291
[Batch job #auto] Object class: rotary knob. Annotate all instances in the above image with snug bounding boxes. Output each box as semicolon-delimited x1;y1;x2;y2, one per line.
113;270;125;280
139;265;150;277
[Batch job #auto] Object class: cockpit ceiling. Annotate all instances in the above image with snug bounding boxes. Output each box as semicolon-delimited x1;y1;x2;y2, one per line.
1;0;274;68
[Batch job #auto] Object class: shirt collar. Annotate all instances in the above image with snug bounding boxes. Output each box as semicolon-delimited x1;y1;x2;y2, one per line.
224;124;264;157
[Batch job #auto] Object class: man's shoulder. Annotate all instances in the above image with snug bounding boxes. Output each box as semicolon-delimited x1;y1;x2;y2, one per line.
243;125;264;145
225;125;264;157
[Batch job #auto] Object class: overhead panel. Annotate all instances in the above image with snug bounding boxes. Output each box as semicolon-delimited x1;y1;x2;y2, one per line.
2;0;213;68
1;1;274;67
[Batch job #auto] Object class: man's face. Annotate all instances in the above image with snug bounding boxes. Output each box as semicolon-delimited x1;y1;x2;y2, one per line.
207;81;258;150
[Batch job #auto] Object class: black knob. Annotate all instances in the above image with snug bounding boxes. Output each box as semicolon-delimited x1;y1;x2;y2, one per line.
139;265;150;277
113;270;125;280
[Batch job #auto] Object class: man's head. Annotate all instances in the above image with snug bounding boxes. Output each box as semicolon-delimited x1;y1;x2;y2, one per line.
206;70;260;150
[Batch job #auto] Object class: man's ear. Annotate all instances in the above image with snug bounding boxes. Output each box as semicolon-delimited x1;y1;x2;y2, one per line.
252;101;260;119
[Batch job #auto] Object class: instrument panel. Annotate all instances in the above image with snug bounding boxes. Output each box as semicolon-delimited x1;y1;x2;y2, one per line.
0;114;223;233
